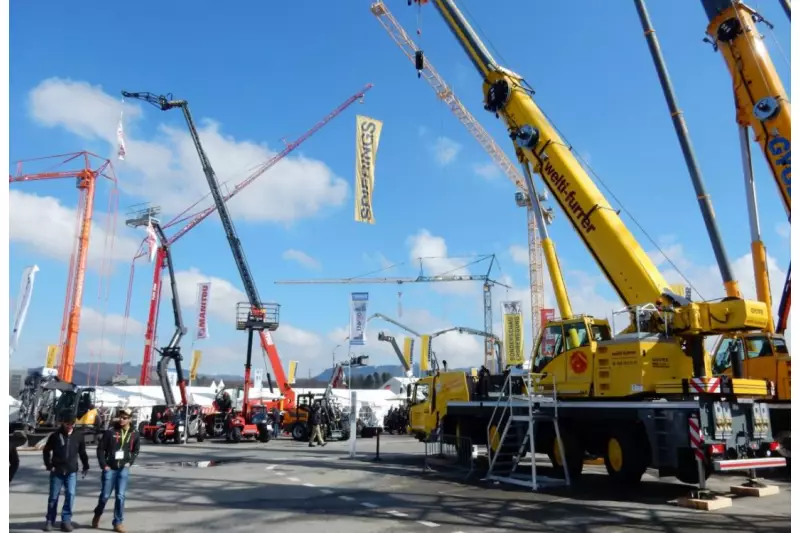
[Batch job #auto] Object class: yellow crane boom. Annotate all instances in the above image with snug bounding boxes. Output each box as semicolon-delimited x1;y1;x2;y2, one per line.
369;1;561;337
418;0;768;345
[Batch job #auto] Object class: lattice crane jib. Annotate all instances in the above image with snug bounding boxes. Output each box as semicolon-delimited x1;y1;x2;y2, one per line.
276;254;510;372
9;151;117;384
370;0;545;349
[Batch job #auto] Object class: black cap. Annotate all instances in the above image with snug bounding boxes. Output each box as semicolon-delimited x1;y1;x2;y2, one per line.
59;413;77;424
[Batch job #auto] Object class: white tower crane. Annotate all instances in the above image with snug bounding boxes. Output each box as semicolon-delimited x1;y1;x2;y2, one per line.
370;0;551;346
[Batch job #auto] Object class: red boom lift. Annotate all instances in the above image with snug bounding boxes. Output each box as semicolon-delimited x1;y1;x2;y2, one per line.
122;90;282;444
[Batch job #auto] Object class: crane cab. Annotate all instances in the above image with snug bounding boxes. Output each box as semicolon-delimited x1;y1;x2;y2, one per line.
713;332;791;400
531;316;611;397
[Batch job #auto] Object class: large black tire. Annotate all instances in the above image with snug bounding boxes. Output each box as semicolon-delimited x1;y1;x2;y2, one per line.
291;424;307;442
230;426;242;444
258;425;271;443
546;426;584;481
603;427;649;486
153;428;167;445
196;424;206;443
675;448;712;485
138;421;147;435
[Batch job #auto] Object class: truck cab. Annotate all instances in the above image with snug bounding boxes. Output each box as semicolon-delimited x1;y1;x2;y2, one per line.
713;332;791;400
531;316;612;396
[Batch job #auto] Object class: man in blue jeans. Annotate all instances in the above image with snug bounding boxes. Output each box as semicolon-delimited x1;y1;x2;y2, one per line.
92;408;140;533
42;415;90;532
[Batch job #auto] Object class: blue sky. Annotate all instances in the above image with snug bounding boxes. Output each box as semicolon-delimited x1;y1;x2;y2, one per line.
9;1;791;379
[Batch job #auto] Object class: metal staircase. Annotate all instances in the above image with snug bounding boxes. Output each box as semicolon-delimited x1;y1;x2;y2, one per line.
485;368;571;490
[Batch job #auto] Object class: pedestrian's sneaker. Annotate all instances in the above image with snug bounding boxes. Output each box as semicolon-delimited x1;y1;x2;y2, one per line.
113;524;126;533
42;522;53;532
91;514;101;528
60;522;74;532
308;443;314;447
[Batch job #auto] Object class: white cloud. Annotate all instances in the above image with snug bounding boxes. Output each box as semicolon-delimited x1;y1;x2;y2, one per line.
175;267;247;323
172;267;327;373
28;77;348;224
406;229;475;295
282;249;321;270
9;190;142;268
432;136;461;166
508;244;528;266
473;161;501;180
81;307;145;338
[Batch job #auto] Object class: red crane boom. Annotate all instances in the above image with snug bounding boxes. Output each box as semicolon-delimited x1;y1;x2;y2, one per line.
126;84;373;385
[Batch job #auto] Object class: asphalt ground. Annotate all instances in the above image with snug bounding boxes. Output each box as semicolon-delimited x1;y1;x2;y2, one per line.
9;433;791;533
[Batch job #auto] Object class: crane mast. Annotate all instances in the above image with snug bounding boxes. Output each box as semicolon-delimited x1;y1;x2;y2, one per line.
122;91;280;416
419;0;769;354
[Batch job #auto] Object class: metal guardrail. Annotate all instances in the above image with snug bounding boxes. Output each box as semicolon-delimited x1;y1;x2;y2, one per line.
423;433;474;479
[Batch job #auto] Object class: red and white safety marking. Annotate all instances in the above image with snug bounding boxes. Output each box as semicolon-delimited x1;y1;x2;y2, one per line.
688;415;705;462
689;377;721;394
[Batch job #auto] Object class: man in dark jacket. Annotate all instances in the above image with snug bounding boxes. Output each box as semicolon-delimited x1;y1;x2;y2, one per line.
308;402;326;448
42;415;90;532
92;408;140;533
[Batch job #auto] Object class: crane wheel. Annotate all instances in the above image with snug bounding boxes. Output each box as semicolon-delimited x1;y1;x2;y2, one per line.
547;427;584;480
230;427;242;444
257;425;271;443
603;428;648;486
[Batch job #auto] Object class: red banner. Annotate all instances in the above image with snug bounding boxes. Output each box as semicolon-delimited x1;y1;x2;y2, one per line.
540;308;556;356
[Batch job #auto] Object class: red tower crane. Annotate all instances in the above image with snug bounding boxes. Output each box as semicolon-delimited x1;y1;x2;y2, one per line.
10;151;118;383
123;84;373;385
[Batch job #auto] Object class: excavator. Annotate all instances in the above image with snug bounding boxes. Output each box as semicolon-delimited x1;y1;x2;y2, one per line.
403;0;784;486
694;0;791;457
126;211;207;444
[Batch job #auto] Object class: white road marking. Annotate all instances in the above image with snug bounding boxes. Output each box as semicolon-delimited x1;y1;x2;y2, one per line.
386;510;408;517
320;489;334;495
477;514;492;519
302;483;316;487
339;495;355;501
361;502;379;508
275;472;285;476
288;477;301;482
265;464;276;470
417;521;440;528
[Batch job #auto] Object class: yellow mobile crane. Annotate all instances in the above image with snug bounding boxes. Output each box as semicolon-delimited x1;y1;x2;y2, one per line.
695;0;791;454
404;0;784;486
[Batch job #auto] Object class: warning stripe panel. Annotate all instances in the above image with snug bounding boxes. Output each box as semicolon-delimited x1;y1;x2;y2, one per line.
689;377;721;394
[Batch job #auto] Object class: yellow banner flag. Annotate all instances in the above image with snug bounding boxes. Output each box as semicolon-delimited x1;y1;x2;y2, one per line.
190;350;202;380
45;345;58;369
402;337;414;369
354;115;383;224
502;301;525;366
420;335;431;373
288;360;298;385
